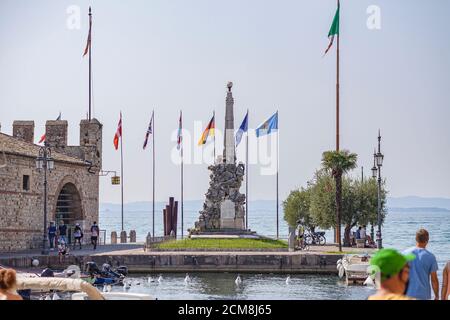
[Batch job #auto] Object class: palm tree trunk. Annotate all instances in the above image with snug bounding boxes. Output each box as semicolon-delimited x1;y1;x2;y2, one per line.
344;224;352;247
335;173;342;252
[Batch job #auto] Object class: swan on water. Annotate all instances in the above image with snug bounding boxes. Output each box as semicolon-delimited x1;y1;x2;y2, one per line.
184;273;191;284
235;274;242;285
285;275;291;285
158;275;163;283
52;293;61;300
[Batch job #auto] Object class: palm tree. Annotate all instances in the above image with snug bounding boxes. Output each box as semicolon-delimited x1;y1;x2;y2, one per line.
321;150;357;252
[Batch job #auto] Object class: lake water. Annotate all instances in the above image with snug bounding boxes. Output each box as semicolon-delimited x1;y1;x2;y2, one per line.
99;206;450;300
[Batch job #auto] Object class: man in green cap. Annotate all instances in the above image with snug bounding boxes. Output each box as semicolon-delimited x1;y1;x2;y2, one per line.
368;248;416;300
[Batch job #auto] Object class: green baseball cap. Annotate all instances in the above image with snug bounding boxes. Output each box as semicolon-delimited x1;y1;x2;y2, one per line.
370;248;416;280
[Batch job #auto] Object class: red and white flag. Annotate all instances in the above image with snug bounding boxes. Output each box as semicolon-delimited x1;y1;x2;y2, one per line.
113;112;122;150
83;7;92;57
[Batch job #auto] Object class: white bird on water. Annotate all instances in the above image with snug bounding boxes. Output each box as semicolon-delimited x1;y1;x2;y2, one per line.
286;275;291;285
184;273;191;284
52;292;61;300
235;274;242;286
148;276;155;283
158;275;163;283
123;280;131;291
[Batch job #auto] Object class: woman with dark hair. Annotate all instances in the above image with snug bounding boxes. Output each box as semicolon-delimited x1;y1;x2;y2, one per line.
0;269;23;300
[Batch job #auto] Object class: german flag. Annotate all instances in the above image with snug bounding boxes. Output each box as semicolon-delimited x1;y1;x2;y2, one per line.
198;115;215;146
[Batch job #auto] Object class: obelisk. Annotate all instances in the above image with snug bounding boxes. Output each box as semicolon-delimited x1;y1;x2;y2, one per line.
223;82;236;164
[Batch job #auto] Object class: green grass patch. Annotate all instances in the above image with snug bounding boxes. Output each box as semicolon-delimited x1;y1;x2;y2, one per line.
155;238;288;250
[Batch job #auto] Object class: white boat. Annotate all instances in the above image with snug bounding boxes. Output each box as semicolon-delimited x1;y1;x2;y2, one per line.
336;254;371;286
16;276;154;300
72;292;154;300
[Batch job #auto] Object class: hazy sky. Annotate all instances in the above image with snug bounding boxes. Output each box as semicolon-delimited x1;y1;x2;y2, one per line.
1;0;449;204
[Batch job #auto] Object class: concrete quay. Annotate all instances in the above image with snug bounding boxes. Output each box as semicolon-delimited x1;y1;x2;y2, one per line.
0;244;375;274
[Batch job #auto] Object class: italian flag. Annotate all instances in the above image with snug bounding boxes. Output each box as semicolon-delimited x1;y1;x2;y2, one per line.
324;1;340;56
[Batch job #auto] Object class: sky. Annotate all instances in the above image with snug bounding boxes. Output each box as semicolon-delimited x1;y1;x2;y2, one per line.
1;0;449;204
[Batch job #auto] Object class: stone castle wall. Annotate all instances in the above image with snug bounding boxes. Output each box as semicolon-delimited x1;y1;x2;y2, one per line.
0;119;102;252
0;154;99;251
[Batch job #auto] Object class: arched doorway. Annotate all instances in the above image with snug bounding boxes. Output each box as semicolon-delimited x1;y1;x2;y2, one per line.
55;183;83;243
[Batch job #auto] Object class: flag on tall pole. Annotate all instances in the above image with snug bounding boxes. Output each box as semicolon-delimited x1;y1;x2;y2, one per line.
236;110;250;229
114;112;124;231
83;7;93;121
198;114;215;146
256;111;279;239
143;111;155;239
177;111;184;238
324;0;341;244
235;111;248;148
143;112;154;150
324;0;340;56
113;113;122;150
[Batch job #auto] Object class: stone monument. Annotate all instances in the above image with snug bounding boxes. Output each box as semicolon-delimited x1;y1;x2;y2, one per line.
193;82;247;233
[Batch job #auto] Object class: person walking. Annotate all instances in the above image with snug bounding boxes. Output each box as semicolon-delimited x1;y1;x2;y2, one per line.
73;223;83;250
48;221;57;250
90;221;100;250
442;261;450;300
367;248;416;300
402;228;439;300
0;269;23;300
58;220;67;243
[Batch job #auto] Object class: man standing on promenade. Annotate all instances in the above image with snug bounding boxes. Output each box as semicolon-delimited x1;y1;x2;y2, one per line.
48;221;56;250
58;220;67;243
368;248;416;300
403;228;439;300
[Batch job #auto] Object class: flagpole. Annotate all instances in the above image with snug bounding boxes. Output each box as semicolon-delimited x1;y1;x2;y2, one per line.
120;114;124;232
276;111;279;240
152;110;155;240
335;0;341;244
245;109;249;230
213;110;216;164
88;7;92;122
336;1;340;152
181;111;184;239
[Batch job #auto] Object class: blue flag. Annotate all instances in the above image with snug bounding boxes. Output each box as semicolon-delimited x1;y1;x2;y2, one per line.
235;111;248;147
256;112;278;137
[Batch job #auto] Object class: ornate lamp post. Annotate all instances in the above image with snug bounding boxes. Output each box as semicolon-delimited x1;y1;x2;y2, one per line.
372;130;384;249
36;143;54;255
371;153;377;241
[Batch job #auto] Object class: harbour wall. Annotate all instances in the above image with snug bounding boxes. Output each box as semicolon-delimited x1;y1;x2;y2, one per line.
1;252;341;274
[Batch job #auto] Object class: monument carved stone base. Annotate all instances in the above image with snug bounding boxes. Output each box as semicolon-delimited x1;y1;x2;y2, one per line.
193;162;246;233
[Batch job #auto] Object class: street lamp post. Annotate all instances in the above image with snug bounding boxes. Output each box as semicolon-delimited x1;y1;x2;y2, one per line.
371;153;377;242
372;130;384;249
36;143;54;255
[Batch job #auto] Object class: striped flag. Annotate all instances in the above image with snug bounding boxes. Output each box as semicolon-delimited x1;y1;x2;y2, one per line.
324;1;340;56
83;7;92;57
143;112;154;150
177;111;183;151
235;111;248;147
198;114;215;146
113;112;122;150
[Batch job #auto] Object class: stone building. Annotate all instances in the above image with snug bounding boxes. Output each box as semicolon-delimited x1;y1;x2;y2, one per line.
0;119;102;252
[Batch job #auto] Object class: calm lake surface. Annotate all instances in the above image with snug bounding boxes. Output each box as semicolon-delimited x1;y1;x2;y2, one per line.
100;206;450;300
